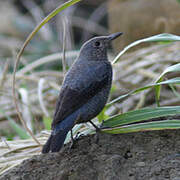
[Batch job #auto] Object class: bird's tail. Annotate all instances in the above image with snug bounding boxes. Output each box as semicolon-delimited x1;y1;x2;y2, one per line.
42;129;69;153
42;114;76;153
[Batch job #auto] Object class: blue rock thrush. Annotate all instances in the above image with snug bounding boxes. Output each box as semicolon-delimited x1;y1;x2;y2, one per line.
42;32;123;153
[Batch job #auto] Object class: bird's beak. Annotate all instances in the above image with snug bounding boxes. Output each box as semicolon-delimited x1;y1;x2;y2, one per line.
107;32;123;41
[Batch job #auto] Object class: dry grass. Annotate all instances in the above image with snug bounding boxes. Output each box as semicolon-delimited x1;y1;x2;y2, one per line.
0;132;47;175
0;0;179;176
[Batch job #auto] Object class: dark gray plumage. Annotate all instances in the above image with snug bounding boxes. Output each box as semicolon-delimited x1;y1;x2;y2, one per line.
42;32;123;153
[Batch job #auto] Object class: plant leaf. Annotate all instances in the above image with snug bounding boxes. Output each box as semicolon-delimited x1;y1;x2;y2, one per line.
108;77;180;105
156;63;180;83
102;120;180;134
97;106;110;123
103;106;180;128
154;63;180;105
43;116;52;130
9;120;30;139
113;33;180;64
169;84;180;99
0;109;30;139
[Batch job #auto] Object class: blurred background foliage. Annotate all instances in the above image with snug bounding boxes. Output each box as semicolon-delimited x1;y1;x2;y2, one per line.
0;0;179;174
0;0;179;140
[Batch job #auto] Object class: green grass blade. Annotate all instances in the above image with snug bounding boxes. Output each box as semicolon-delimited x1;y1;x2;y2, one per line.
154;84;161;107
108;77;180;105
43;116;52;130
102;120;180;134
0;109;30;139
154;63;180;104
107;94;130;106
97;107;109;123
9;120;30;139
169;84;180;99
103;106;180;128
156;63;180;83
113;33;180;64
133;77;180;93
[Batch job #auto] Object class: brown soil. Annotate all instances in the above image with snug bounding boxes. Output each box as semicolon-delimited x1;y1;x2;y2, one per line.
1;130;180;180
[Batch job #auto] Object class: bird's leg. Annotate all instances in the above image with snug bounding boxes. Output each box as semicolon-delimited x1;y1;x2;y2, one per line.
89;120;101;132
89;120;101;143
69;131;83;150
70;129;76;149
69;114;82;149
70;129;74;142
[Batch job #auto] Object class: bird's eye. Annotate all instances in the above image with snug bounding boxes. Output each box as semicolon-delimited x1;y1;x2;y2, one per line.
94;41;101;47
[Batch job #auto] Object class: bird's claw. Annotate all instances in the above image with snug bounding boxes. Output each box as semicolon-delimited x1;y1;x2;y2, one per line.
89;120;105;144
69;131;85;150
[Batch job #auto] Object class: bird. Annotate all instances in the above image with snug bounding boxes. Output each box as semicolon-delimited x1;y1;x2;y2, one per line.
42;32;123;153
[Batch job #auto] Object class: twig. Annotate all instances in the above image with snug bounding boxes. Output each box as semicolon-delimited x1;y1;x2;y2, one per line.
0;60;9;90
38;78;50;117
13;74;60;90
62;18;67;75
12;56;40;145
1;137;11;150
17;51;78;75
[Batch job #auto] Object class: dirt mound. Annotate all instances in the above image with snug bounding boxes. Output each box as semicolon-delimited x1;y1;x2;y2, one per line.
1;130;180;180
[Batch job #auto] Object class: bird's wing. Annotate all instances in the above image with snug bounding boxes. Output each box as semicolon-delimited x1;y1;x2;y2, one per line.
51;62;112;128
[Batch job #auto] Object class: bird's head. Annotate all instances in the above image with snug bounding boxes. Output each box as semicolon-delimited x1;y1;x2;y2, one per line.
79;32;123;61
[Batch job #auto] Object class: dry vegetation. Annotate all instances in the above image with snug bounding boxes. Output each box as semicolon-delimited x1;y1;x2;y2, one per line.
0;0;179;175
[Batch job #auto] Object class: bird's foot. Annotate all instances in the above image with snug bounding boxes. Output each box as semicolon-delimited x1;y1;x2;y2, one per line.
89;120;105;144
69;130;78;149
69;131;85;150
94;130;100;144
